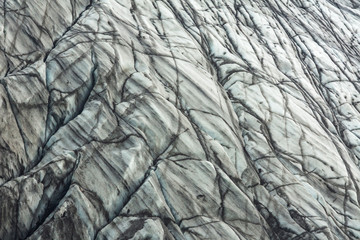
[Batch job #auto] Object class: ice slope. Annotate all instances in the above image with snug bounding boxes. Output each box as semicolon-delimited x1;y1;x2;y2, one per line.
1;0;360;239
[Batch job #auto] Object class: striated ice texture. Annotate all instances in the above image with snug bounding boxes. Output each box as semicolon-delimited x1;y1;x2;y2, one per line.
1;0;360;239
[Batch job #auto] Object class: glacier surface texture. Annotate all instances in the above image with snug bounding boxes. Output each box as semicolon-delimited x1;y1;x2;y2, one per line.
1;0;360;239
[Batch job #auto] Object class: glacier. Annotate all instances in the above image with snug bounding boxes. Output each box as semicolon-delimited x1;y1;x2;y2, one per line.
1;0;360;239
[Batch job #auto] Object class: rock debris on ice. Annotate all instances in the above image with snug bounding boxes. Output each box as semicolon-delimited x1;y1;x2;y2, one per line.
1;0;360;239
